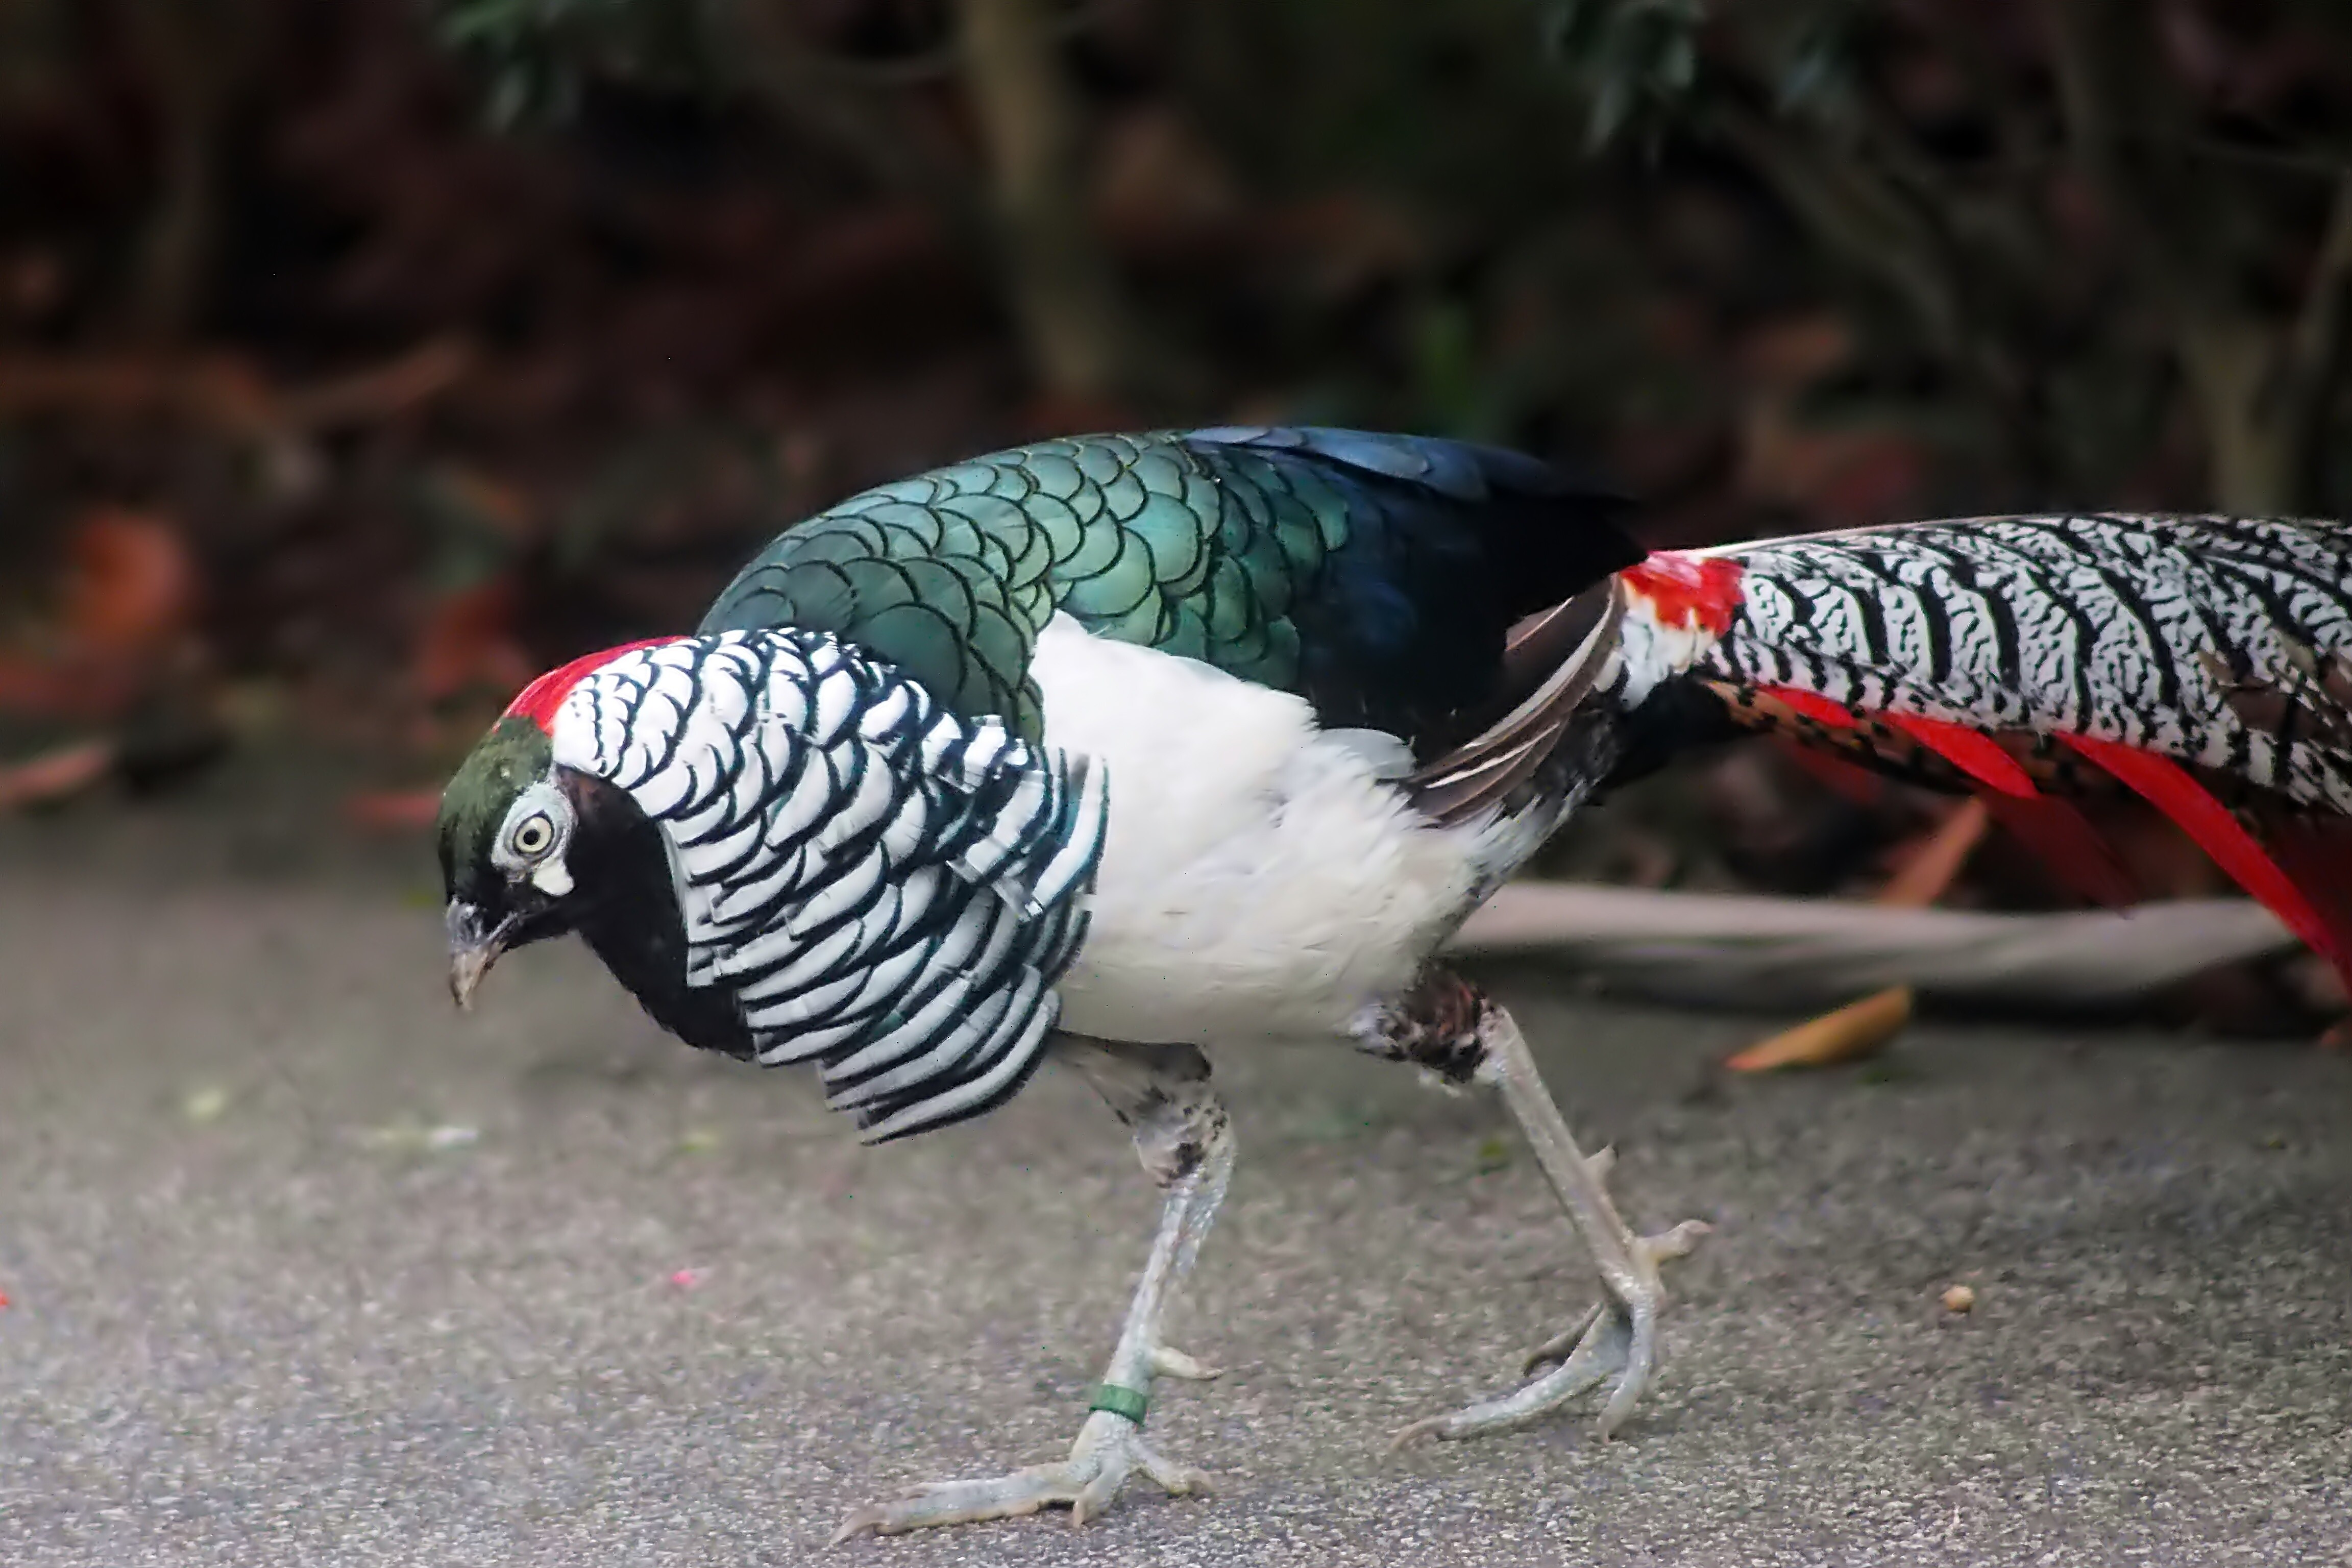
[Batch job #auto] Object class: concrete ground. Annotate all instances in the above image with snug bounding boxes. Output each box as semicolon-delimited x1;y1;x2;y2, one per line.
3;785;2351;1566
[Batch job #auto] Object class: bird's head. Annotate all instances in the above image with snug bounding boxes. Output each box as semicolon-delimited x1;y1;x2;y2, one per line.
436;715;588;1010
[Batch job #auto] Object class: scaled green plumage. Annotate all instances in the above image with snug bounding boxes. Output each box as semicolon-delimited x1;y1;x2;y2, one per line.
700;434;1296;737
697;427;1634;750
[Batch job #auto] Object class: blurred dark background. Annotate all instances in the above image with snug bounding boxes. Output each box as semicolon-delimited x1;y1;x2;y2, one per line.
3;0;2350;1021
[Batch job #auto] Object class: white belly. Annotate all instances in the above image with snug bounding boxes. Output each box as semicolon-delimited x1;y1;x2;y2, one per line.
1030;617;1497;1045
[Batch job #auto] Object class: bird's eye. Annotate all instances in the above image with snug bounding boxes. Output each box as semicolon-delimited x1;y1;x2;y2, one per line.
509;813;556;859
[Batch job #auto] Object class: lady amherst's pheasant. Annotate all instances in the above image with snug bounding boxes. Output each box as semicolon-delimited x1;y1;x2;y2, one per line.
438;426;2352;1537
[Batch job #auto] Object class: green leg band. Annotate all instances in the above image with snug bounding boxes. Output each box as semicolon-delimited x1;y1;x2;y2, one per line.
1085;1381;1150;1425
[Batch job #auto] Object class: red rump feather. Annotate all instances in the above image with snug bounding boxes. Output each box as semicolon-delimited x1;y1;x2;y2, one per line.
1622;552;1746;634
505;638;680;732
2059;732;2352;982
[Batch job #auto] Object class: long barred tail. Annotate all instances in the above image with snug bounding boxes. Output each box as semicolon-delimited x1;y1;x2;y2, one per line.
1613;512;2352;986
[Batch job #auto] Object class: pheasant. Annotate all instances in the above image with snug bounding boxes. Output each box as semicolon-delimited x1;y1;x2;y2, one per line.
435;427;2352;1537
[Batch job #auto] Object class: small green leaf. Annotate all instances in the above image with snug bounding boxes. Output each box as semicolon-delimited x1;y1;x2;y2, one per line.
487;66;537;131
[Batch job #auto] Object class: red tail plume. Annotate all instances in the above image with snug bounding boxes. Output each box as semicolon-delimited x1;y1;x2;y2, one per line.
1762;685;1860;730
1757;692;2139;906
1978;794;2143;907
1883;713;2138;906
2060;733;2352;984
1876;713;2031;796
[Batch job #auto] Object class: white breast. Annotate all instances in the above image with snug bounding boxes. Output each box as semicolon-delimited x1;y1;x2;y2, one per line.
1032;616;1496;1045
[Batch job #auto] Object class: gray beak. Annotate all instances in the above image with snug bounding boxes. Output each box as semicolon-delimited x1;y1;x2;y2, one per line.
446;901;517;1011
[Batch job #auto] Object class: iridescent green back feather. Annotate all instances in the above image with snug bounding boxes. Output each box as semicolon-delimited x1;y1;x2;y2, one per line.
698;427;1638;752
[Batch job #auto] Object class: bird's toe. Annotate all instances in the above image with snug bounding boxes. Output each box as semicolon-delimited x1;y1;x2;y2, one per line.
828;1416;1212;1540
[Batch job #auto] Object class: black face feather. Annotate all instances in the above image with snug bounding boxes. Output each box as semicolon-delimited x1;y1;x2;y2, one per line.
562;773;755;1060
434;705;755;1047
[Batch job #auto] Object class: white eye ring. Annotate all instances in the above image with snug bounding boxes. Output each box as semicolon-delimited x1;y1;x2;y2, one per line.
509;812;556;859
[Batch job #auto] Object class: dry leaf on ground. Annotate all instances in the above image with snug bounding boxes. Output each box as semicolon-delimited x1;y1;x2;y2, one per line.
0;740;117;812
1724;985;1915;1072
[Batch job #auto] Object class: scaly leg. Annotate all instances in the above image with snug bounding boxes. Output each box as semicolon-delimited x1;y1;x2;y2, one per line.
833;1038;1232;1539
1354;967;1709;1447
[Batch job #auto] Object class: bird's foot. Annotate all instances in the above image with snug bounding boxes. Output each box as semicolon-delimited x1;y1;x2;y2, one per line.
1393;1152;1709;1449
831;1349;1219;1540
831;1408;1212;1540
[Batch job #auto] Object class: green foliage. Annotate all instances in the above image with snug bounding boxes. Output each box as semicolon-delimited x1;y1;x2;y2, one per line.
427;0;724;122
1545;0;1702;152
1538;0;2352;515
0;0;76;110
1544;0;1884;150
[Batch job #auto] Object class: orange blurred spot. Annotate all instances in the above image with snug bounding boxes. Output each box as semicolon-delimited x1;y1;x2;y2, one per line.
344;788;443;832
63;508;197;659
412;578;534;705
0;507;200;721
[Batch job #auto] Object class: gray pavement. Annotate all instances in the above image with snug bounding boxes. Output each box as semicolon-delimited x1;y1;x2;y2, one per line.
4;798;2351;1566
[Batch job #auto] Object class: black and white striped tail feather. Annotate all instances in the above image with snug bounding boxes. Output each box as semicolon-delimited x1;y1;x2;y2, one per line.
1696;512;2352;816
1633;511;2352;991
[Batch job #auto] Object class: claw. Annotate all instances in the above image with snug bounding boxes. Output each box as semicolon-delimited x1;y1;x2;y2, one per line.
1388;1413;1455;1452
1392;991;1710;1452
1647;1218;1711;1263
830;1410;1212;1540
1139;1454;1214;1495
829;1505;891;1546
1403;1180;1708;1443
1151;1344;1222;1382
1399;1300;1635;1449
1520;1301;1606;1380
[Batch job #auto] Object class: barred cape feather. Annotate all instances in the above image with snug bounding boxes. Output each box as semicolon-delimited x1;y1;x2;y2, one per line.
548;631;1108;1141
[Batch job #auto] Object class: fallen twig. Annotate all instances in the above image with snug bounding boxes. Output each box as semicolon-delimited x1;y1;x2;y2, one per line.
1449;882;2298;1010
0;336;472;436
1710;798;1986;1070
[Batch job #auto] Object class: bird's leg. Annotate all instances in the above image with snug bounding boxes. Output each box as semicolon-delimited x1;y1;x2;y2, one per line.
832;1038;1231;1540
1353;966;1709;1447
